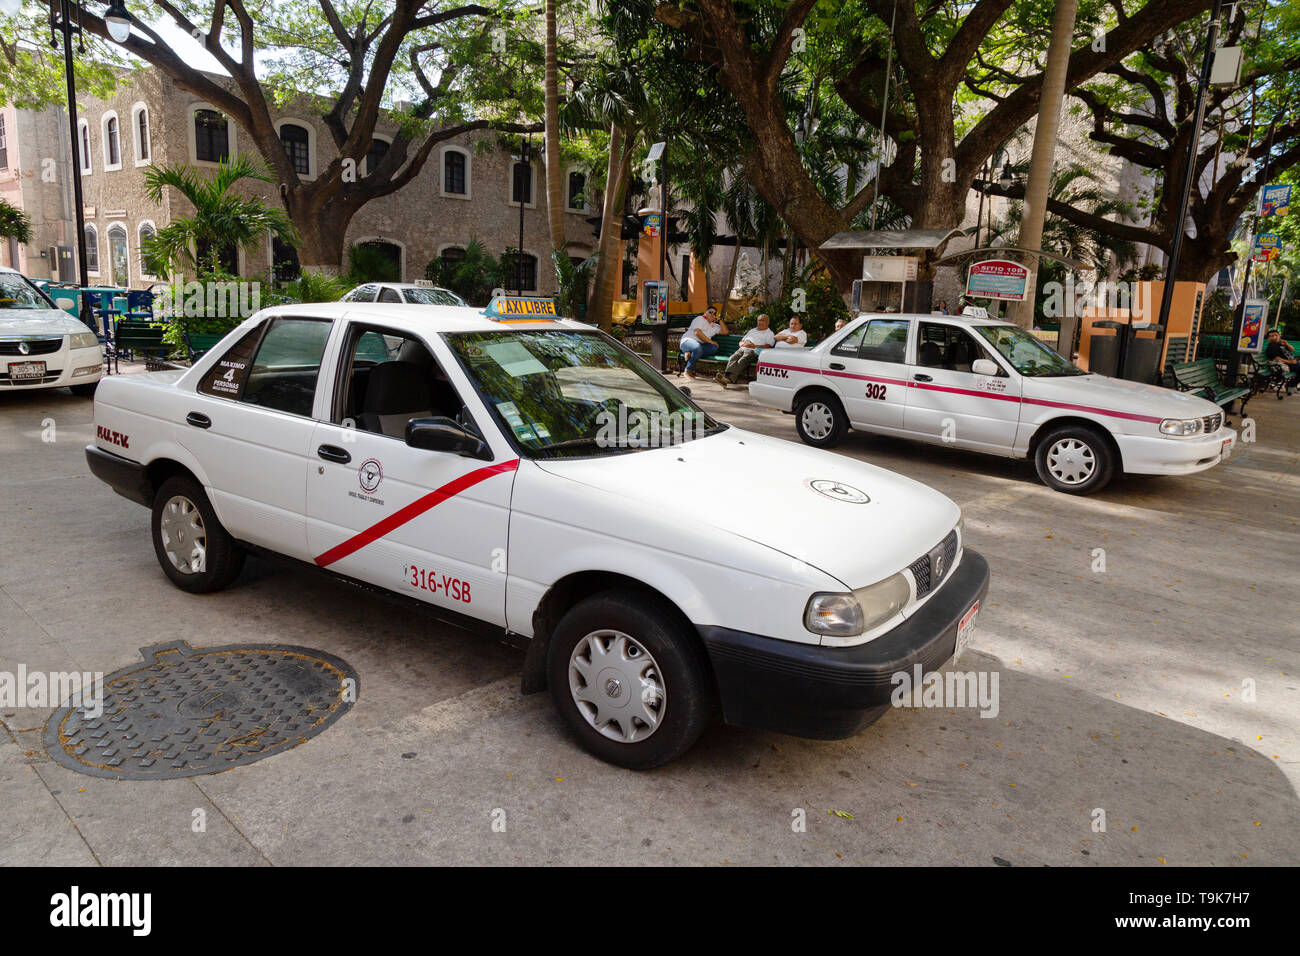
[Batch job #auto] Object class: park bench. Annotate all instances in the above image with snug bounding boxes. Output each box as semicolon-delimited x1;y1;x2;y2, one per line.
111;320;170;373
1168;356;1250;416
184;331;228;362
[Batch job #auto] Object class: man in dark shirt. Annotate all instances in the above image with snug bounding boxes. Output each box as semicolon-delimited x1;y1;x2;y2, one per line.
1264;330;1298;386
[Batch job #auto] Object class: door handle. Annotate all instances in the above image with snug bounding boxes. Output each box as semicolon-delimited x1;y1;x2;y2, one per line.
913;373;933;382
317;444;351;464
185;412;211;429
829;362;846;370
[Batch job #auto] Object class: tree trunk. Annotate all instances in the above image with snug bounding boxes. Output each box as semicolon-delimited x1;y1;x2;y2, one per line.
590;123;633;332
544;0;565;257
719;240;742;322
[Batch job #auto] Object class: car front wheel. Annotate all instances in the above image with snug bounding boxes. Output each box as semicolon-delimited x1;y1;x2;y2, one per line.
1034;425;1114;494
794;391;848;448
547;590;713;770
150;476;245;593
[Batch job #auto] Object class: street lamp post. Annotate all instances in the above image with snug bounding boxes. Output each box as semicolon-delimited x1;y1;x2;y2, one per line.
48;0;132;335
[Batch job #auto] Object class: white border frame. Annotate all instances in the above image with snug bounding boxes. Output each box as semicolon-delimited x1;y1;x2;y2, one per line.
506;155;537;209
439;144;472;200
363;134;393;177
105;220;130;287
350;235;406;282
101;112;122;171
77;119;92;175
188;103;237;167
137;219;158;280
504;247;540;292
274;118;316;180
131;102;151;167
84;223;100;276
564;165;589;213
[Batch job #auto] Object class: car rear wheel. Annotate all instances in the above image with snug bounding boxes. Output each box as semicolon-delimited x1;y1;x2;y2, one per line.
547;590;713;769
794;391;848;448
1034;425;1114;495
151;476;245;593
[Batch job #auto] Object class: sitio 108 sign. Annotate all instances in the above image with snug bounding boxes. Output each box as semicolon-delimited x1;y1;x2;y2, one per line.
966;259;1029;301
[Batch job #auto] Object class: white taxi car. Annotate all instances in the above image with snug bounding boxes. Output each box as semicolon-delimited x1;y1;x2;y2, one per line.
341;281;468;307
0;266;104;395
85;297;989;768
751;312;1237;494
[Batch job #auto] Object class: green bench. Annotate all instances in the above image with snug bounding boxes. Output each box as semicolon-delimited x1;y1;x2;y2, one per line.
184;331;228;362
1168;356;1250;414
112;320;170;372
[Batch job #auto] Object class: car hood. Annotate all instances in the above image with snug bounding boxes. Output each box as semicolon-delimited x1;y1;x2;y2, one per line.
535;427;961;588
0;308;90;337
1025;373;1223;419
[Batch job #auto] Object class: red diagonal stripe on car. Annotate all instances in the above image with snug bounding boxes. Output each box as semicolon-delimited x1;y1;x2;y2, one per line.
314;459;519;568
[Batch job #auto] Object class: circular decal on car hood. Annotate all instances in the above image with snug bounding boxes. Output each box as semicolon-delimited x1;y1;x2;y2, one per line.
807;479;870;504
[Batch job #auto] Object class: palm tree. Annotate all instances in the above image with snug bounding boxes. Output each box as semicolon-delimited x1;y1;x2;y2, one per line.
142;156;297;277
0;198;32;245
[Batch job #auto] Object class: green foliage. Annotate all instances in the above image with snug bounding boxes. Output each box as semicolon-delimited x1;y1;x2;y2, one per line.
553;248;595;319
0;197;32;243
142;156;297;276
273;271;351;305
0;4;124;110
425;238;510;306
766;266;848;342
346;242;402;284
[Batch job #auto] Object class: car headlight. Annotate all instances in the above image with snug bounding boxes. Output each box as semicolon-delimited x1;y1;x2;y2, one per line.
1159;417;1203;437
805;572;911;637
68;332;100;350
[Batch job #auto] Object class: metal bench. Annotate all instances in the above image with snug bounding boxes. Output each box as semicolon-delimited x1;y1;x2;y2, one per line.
112;320;170;373
1168;356;1251;416
183;331;228;362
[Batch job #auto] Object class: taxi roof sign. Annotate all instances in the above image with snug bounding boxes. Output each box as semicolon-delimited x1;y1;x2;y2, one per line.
484;295;559;322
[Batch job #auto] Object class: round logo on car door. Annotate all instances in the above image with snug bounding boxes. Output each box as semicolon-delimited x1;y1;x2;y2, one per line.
807;479;869;504
358;458;383;493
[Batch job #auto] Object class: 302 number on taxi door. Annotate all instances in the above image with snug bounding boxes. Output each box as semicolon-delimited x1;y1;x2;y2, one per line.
865;383;888;400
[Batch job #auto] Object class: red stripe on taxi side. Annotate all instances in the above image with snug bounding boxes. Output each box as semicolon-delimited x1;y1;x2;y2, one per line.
314;459;520;568
758;359;1164;424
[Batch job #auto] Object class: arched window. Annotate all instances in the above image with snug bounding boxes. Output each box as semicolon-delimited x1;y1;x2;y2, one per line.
78;121;92;174
440;246;467;268
279;122;310;176
107;224;129;286
444;150;466;195
83;224;99;273
511;161;533;205
194;109;230;163
272;235;301;283
365;138;389;176
567;170;586;210
103;115;121;168
132;104;150;163
138;222;159;276
505;251;537;291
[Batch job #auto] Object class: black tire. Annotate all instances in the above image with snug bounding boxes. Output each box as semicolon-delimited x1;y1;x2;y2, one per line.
1033;424;1115;495
150;475;245;593
547;589;713;770
69;381;98;397
794;390;849;449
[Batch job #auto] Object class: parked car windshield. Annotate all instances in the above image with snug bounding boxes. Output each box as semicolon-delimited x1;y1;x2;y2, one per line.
0;273;56;310
974;324;1085;377
402;287;467;307
445;328;721;458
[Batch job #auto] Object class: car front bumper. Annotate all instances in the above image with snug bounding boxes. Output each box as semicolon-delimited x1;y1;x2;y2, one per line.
698;549;991;739
0;344;103;390
1115;428;1236;476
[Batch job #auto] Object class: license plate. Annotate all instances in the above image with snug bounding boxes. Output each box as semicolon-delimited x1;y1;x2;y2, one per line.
8;361;46;381
954;600;979;661
1220;437;1232;461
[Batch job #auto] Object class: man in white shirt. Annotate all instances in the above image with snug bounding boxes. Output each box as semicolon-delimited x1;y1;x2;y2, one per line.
774;315;807;348
679;305;728;378
714;313;775;386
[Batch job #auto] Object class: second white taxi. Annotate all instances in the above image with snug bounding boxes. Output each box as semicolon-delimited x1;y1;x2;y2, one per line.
86;298;989;768
1;266;104;395
751;312;1237;494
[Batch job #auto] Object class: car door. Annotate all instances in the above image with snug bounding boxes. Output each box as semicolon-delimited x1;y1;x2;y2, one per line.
184;315;336;560
305;321;516;627
903;320;1022;453
823;316;911;432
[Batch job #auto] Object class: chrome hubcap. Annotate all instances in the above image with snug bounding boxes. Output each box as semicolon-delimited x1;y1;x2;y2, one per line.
1047;438;1096;485
802;402;834;440
568;630;665;743
159;495;207;574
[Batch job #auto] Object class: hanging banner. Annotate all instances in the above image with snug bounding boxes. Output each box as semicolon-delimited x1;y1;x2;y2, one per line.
1258;183;1292;218
966;259;1030;301
642;213;662;238
862;256;917;283
1251;233;1282;262
1239;299;1269;353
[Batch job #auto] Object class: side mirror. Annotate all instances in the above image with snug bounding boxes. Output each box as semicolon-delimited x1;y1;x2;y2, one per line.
405;417;493;460
971;358;1000;376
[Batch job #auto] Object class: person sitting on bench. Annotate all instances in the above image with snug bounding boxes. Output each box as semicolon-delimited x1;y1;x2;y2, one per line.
1264;330;1298;389
680;305;728;378
774;315;807;348
714;313;775;387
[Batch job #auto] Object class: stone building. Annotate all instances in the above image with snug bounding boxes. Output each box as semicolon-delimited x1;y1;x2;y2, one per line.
0;68;597;295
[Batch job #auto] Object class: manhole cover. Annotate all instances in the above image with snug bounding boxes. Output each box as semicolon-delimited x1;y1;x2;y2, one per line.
44;640;358;780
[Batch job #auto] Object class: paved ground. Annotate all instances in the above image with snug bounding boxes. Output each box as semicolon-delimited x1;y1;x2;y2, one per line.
2;366;1298;866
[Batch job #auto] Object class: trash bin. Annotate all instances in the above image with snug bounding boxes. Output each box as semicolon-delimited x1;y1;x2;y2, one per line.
1088;321;1125;377
1121;323;1164;384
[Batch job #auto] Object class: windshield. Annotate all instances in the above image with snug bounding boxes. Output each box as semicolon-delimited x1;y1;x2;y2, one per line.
974;325;1084;376
445;328;721;458
403;287;467;307
0;273;56;310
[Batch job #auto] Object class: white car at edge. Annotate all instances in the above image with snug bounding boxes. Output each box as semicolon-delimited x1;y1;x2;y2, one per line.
85;297;989;769
0;266;104;395
750;311;1237;494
